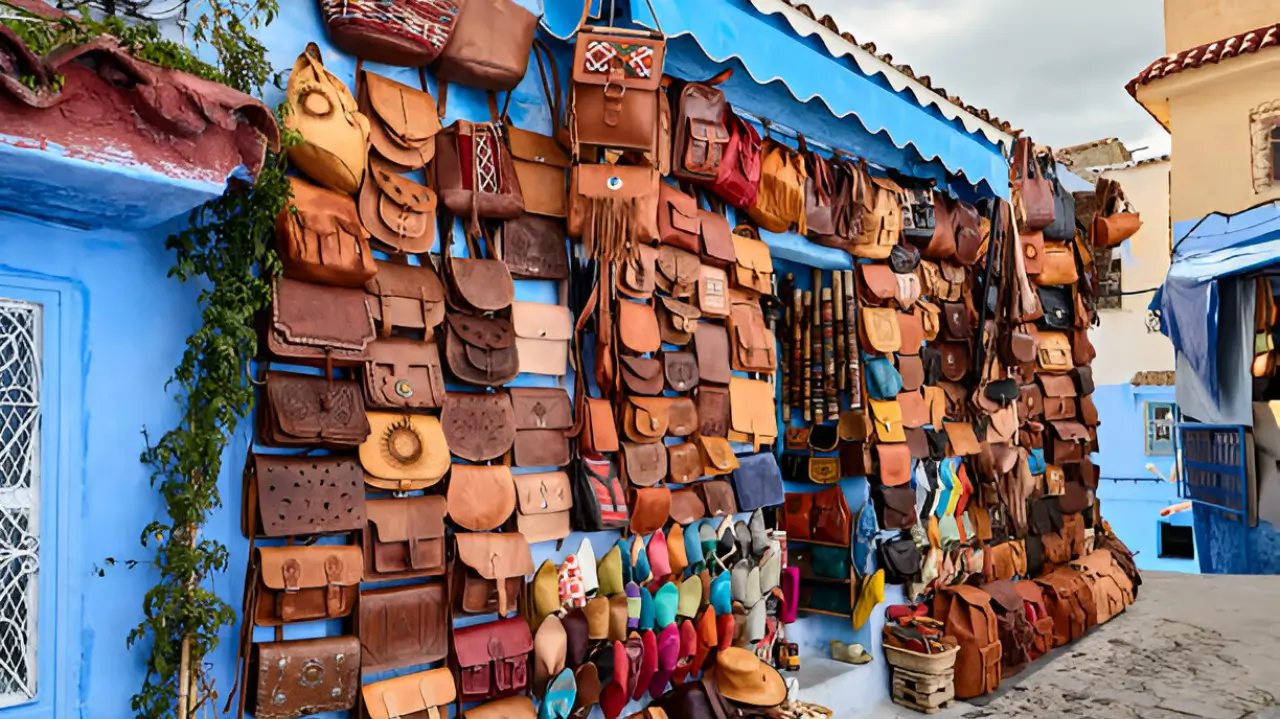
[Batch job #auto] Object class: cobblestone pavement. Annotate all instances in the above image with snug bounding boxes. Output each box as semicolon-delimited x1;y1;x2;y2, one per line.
883;572;1280;719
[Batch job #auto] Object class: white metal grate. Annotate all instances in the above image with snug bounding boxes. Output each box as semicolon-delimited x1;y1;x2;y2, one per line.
0;300;41;708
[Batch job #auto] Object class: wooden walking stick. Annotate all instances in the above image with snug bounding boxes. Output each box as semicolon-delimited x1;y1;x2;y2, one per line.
810;269;824;425
792;285;805;423
821;286;838;419
833;271;847;394
802;290;813;422
844;269;862;410
779;273;795;421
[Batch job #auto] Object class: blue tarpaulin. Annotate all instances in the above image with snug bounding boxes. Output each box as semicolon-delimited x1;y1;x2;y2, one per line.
1157;202;1280;402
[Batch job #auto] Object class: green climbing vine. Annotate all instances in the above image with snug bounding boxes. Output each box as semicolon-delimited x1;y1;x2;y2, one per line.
5;1;293;717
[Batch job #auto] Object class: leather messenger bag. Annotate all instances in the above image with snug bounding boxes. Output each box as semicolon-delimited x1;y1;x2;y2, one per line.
253;545;362;626
364;495;447;581
455;533;533;617
258;371;370;449
242;454;365;538
454;616;534;702
276;176;376;287
442;391;516;462
265;277;375;366
248;636;359;719
510;387;573;468
359;584;448;674
361;667;455;719
514;471;574;543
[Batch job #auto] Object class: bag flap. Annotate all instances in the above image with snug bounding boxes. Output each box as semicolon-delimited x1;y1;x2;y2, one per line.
274;277;376;351
507;126;571;168
659;296;702;328
869;399;905;441
861;307;902;353
669;489;706;524
455;533;534;581
454;617;534;667
618;300;662;354
509;387;573;431
729;377;777;440
1049;421;1089;441
258;545;363;590
877;443;912;486
899;390;928;429
576;163;659;200
1039;374;1078;398
515;471;574;515
628;396;672;440
698;211;735;263
698;265;730;317
371;158;434;213
667;442;703;484
898;312;925;355
732;234;773;275
859;264;898;303
898;355;925;392
450;257;515;312
698;435;739;473
367;495;446;544
939;342;970;382
362;668;456;719
664;352;700;392
621;355;665;395
367;260;446;304
694;323;732;384
253;454;365;536
448;465;517;531
365;71;440;146
663;184;702;235
945;422;981;456
585;397;620;452
446;314;516;350
572;29;666;91
623;442;669;487
442;391;516;462
511;301;573;343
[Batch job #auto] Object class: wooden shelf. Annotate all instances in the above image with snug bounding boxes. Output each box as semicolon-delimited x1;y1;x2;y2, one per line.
798;607;853;618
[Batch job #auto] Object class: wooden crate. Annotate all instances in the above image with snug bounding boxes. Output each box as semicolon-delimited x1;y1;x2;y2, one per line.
891;667;955;715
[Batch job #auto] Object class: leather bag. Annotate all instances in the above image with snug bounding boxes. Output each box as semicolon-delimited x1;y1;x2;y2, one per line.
448;464;517;532
360;155;438;253
1014;137;1054;231
698;434;739;477
248;637;360;719
363;337;447;411
504;215;569;279
699;210;736;268
277;177;376;287
1035;331;1073;373
656;245;700;299
874;485;917;531
455;533;533;617
728;377;778;449
358;69;441;170
436;118;524;224
435;0;536;91
934;585;1002;699
442;392;516;462
580;398;620;454
731;452;784;511
669;488;706;524
512;301;573;376
659;184;701;253
728;291;776;372
698;265;731;318
708;110;762;208
671;79;730;182
630;486;673;535
359;585;448;674
621;355;664;396
694;323;732;385
254;545;362;626
242;454;365;538
664;351;700;392
695;385;729;437
445;313;520;387
855;175;904;259
696;479;738;517
284;43;370;194
454;617;534;701
859;264;898;307
623;441;669;488
508;43;571;217
668;442;704;484
363;668;455;719
515;471;574;543
879;533;923;583
258;371;370;448
360;413;452;491
747;140;807;233
1035;242;1078;287
511;387;573;468
570;24;667;154
322;0;459;66
619;245;659;300
1042;151;1077;242
364;495;447;580
804;146;836;236
731;226;774;295
618;300;662;354
573;454;629;530
266;277;375;366
861;307;903;354
365;258;446;336
657;297;701;346
568;163;661;256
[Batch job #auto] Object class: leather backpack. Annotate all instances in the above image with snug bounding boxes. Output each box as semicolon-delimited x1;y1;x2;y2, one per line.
1071;549;1134;625
933;585;1002;699
276;177;376;287
670;76;730;183
321;0;459;66
855;173;904;259
1013;137;1054;231
747;139;807;234
434;0;537;91
707;109;762;208
284;43;370;195
569;13;667;155
980;580;1035;677
1034;568;1094;646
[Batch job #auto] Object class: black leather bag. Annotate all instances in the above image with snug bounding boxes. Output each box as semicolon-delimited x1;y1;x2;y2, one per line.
1036;286;1074;331
1043;159;1076;242
731;452;785;511
921;346;943;386
878;534;922;585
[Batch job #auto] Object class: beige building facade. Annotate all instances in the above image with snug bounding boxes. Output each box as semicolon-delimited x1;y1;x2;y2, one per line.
1129;0;1280;223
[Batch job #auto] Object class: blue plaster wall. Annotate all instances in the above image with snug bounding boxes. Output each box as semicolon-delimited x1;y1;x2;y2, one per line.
0;0;1012;716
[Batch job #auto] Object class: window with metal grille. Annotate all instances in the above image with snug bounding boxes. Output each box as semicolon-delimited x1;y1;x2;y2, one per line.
0;300;41;708
1251;101;1280;191
1272;126;1280;183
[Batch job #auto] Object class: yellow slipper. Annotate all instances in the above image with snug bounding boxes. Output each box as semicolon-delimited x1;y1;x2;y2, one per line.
852;569;885;631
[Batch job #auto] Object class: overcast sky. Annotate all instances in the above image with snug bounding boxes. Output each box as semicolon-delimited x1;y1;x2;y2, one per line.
802;0;1173;159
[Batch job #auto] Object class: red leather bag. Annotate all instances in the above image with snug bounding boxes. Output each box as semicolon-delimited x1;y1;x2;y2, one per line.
705;110;761;209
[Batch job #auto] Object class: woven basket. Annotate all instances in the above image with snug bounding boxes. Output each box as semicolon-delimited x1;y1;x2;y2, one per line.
883;644;959;674
764;700;835;719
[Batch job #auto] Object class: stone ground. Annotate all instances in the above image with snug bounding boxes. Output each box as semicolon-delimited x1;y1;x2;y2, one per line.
878;572;1280;719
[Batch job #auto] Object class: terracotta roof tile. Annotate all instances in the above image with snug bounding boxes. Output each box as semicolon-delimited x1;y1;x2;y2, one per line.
1127;22;1280;94
783;1;1016;134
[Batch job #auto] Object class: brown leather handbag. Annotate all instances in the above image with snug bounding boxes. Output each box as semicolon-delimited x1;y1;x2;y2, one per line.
512;301;573;376
266;277;375;366
657;297;702;345
284;43;370;195
1014;137;1054;231
568;163;661;259
511;387;573;468
855;175;904;260
1021;230;1046;276
364;495;447;580
699;210;736;268
656;245;700;298
731;225;774;295
803;144;836;236
747;140;807;233
728;290;776;372
242;454;365;538
619;245;659;299
360;155;438;254
580;397;620;453
253;545;362;626
696;479;738;517
276;177;376;287
669;487;706;523
859;263;898;306
1036;242;1079;287
694;322;731;384
934;586;1002;699
504;215;570;280
569;22;667;154
359;584;448;673
448;465;517;531
444;231;515;313
445;313;520;386
618;299;662;354
620;356;664;396
728;377;778;449
861;307;903;354
507;41;572;218
436;114;524;227
667;442;703;484
698;265;731;318
248;637;360;719
363;337;447;411
630;486;673;534
663;350;700;392
442;391;516;462
659;183;702;253
454;616;534;701
455;533;533;617
362;667;455;719
258;371;370;448
697;434;739;477
358;69;440;171
360;413;451;491
623;441;668;488
623;396;673;443
434;0;536;91
695;385;729;437
365;258;446;336
672;78;730;182
515;471;574;543
811;486;853;544
1035;331;1073;373
322;0;459;65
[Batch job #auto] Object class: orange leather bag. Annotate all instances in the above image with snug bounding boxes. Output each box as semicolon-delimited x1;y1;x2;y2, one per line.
933;585;1002;699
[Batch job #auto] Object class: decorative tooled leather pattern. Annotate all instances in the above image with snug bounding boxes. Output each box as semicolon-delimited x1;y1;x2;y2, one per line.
441;392;515;462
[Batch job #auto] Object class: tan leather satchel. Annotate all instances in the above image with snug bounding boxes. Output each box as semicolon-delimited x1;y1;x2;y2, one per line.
620;355;664;395
455;533;533;617
445;313;520;387
510;387;573;468
359;588;448;676
358;69;440;171
443;232;515;314
254;545;362;626
617;300;662;354
276;177;376;287
623;441;669;488
656;245;700;299
1036;331;1073;373
860;306;902;354
448;464;517;531
508;41;572;218
1035;242;1079;287
747;140;807;233
364;495;447;579
570;22;667;155
435;0;536;91
657;297;701;345
580;397;620;454
624;396;672;443
442;392;516;462
855;174;904;259
363;339;446;412
668;442;703;484
512;301;573;376
365;259;446;337
285;43;370;194
728;377;778;450
728;290;776;373
515;471;574;543
363;668;455;719
731;225;774;295
568;163;661;261
359;155;438;254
